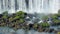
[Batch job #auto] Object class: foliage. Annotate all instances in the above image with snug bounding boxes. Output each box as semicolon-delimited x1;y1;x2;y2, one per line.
51;14;58;19
53;19;60;23
1;10;60;31
2;11;8;19
42;15;48;20
2;15;8;19
40;22;50;28
19;19;25;23
9;17;13;22
14;15;20;19
16;11;24;15
57;32;60;34
2;11;8;15
16;11;25;18
51;13;60;24
33;23;38;30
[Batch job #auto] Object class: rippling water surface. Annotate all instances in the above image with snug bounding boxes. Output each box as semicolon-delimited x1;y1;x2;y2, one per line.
0;27;55;34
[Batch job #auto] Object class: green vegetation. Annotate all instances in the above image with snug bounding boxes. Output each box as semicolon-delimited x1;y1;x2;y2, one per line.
40;22;50;28
2;11;8;19
0;11;26;30
0;9;60;31
33;23;38;30
50;10;60;25
42;15;48;20
16;11;25;18
19;19;25;23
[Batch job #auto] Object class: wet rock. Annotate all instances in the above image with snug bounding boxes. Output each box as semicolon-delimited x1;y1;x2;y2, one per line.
48;29;54;33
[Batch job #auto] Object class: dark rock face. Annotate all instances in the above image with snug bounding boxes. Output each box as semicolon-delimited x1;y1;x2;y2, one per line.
29;24;33;30
49;29;54;33
58;17;60;20
0;14;3;18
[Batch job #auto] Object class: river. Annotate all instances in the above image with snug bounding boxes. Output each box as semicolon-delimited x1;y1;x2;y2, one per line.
0;27;56;34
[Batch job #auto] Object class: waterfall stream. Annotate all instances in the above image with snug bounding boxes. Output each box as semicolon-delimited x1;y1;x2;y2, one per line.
0;0;60;14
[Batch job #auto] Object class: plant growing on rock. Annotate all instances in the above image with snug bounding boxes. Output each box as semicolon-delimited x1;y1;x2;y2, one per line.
40;22;50;28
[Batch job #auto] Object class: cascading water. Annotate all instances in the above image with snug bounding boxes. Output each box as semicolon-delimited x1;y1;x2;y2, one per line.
0;0;60;14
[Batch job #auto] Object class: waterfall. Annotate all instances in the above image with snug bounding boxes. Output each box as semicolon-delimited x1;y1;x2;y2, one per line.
0;0;60;14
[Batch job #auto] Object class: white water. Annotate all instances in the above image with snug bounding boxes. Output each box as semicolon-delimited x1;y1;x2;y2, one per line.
0;0;60;14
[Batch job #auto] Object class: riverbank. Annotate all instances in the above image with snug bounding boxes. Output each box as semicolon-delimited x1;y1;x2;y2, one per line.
0;10;60;33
